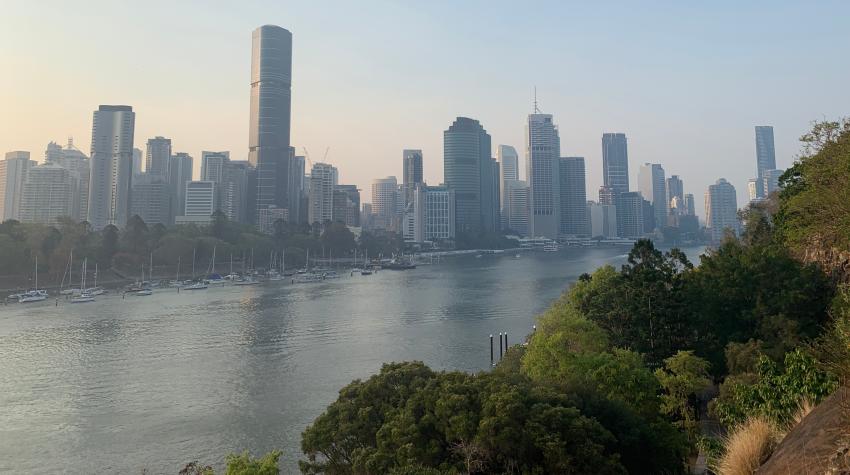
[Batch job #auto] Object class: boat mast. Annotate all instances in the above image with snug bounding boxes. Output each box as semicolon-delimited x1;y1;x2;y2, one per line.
192;248;196;280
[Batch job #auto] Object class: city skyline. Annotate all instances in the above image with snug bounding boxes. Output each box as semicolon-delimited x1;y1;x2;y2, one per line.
3;2;850;215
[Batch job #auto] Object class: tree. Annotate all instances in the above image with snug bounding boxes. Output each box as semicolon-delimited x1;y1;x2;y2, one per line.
655;351;711;443
320;221;356;256
99;224;119;268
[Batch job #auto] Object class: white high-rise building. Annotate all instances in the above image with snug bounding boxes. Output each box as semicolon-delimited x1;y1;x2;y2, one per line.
638;163;666;231
88;105;135;229
308;163;338;224
0;151;35;221
371;176;398;230
176;181;217;225
503;179;530;236
526;114;560;238
496;144;519;229
45;139;90;220
705;178;740;243
18;164;80;225
410;185;455;243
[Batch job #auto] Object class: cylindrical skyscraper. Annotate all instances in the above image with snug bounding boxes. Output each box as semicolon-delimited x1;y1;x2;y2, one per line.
249;25;292;223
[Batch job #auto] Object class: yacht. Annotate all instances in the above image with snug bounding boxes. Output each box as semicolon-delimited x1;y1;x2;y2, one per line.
20;256;48;303
19;290;48;303
70;259;95;303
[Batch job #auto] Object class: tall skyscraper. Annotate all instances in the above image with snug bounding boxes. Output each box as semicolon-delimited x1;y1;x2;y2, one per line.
753;126;776;199
638;163;666;231
684;194;696;216
559;157;588;236
249;25;293;222
371;176;398;230
496;145;519;230
602;133;629;197
705;178;740;242
0;152;35;221
308;163;338;224
402;149;423;208
410;185;456;243
526;114;560;238
168;152;193;222
443;117;492;234
146;137;172;178
602;133;629;236
87;105;135;229
588;202;617;238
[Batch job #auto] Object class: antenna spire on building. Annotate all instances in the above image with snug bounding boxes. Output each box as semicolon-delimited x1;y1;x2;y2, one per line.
533;86;541;113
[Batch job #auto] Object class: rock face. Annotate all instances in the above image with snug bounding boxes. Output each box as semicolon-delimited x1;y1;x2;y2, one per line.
757;385;850;474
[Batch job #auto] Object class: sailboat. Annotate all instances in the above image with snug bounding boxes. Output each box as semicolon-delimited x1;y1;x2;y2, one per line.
70;258;95;303
60;251;76;295
360;249;373;275
170;257;183;287
130;264;152;296
294;248;322;282
85;263;105;295
206;246;227;285
184;248;208;290
19;255;48;303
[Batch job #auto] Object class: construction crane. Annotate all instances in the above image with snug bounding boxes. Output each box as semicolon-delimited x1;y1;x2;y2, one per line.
301;146;331;168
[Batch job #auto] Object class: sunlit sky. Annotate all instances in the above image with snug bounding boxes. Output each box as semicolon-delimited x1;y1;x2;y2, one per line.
2;1;849;215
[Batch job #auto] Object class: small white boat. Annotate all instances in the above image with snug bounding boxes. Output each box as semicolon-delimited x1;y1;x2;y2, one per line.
234;277;260;286
85;287;106;296
132;289;153;296
543;242;560;252
183;281;208;290
322;271;340;279
70;293;95;303
514;254;521;259
294;273;323;283
19;290;48;303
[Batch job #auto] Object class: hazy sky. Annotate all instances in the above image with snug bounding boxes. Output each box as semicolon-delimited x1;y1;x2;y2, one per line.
2;1;849;215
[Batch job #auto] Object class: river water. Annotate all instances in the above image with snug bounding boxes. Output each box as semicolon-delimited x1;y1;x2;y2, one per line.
0;245;704;473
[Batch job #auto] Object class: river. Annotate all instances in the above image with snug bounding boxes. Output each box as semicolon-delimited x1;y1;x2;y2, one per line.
0;245;704;473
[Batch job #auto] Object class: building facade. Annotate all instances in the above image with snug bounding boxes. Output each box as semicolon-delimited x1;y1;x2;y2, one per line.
176;180;217;225
602;133;629;236
411;185;455;243
308;163;338;224
559;157;588;236
526;114;560;238
705;178;740;242
145;136;172;178
588;202;617;238
618;191;645;238
638;163;667;231
45;139;90;220
503;180;529;236
370;176;398;230
88;105;135;229
18;164;79;225
402;149;423;208
168;152;193;222
0;151;35;221
496;145;519;230
333;184;360;227
444;117;493;234
130;173;171;225
249;25;293;222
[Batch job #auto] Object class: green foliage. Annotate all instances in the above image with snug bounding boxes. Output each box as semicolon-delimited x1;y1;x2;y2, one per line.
655;351;711;442
299;361;683;475
320;221;356;256
569;240;696;366
710;349;838;427
774;118;850;258
224;450;281;475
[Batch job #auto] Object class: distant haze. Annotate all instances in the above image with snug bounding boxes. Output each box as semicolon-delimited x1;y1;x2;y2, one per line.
2;1;849;215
